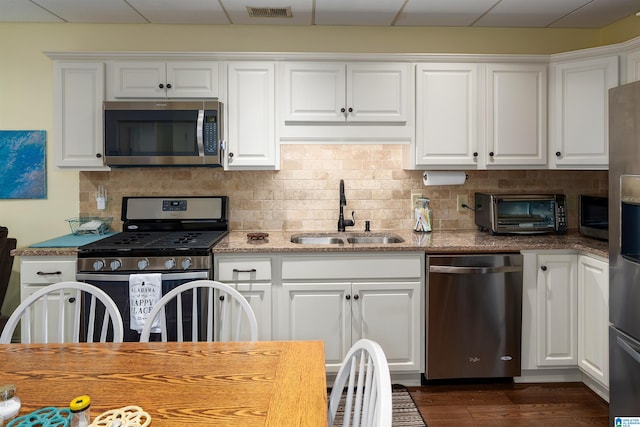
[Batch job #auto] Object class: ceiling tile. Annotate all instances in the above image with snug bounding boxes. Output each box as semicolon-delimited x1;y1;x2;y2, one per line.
315;0;405;26
0;0;63;22
396;0;498;27
129;0;229;25
32;0;146;23
221;0;312;25
473;0;592;28
549;0;640;28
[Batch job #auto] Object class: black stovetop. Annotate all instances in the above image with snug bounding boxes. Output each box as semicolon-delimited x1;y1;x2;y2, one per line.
77;230;228;257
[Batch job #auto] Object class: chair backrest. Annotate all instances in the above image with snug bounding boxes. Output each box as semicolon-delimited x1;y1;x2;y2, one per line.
328;339;392;427
139;279;258;343
0;281;124;344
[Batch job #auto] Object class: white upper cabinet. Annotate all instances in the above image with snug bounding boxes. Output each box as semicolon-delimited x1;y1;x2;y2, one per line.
225;62;278;170
54;62;108;170
549;55;618;169
107;61;220;99
282;62;410;123
411;63;479;168
626;48;640;83
406;62;547;170
485;63;548;168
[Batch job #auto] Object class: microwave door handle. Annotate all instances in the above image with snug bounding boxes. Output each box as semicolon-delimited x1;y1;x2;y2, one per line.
196;109;205;157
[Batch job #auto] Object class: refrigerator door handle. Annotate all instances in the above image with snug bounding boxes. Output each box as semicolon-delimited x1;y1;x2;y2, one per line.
618;335;640;365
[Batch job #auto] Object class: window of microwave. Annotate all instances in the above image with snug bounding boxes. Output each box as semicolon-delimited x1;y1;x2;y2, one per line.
580;199;608;229
495;200;555;229
105;109;209;156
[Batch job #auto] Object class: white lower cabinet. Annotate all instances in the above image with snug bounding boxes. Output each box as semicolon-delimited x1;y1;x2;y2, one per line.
278;253;424;374
521;250;609;400
19;255;78;343
215;255;273;341
577;254;609;389
535;252;578;366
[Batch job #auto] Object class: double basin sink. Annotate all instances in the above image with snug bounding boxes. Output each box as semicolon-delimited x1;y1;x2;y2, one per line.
290;232;405;245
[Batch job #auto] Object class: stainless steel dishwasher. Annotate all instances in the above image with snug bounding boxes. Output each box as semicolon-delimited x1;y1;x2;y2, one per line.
426;253;523;380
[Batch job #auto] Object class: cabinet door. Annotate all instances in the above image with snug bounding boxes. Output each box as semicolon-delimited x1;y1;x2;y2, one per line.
486;63;547;167
166;61;219;98
550;56;618;168
347;63;409;122
110;61;167;98
414;63;478;167
536;253;577;366
578;255;609;387
226;62;277;169
352;281;421;372
21;286;77;343
53;62;107;169
235;283;272;341
279;282;351;372
282;62;345;122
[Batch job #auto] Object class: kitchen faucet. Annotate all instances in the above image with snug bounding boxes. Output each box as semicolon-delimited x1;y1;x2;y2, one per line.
338;179;355;232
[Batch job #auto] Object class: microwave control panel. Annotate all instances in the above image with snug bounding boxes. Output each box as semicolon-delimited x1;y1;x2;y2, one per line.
203;113;218;155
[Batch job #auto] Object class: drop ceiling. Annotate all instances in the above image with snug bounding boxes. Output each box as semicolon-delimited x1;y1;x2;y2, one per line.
1;0;639;28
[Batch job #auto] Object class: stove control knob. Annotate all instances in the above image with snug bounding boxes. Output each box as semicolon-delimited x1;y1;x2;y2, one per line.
165;258;176;270
181;258;192;270
109;259;122;271
137;258;150;270
92;259;105;271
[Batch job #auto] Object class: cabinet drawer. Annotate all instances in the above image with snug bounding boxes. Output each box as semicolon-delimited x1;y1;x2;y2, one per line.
21;257;77;284
282;254;422;280
217;257;272;281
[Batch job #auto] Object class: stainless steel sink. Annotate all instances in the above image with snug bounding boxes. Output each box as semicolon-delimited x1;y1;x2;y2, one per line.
290;236;345;245
346;235;404;244
290;233;404;245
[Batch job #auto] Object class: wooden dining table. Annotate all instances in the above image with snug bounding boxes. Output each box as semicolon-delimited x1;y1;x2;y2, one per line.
0;340;328;426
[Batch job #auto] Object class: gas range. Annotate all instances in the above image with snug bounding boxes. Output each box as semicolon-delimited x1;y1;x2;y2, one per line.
77;196;228;274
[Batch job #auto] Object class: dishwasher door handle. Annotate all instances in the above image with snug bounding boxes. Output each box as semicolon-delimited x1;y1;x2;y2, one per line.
429;265;523;274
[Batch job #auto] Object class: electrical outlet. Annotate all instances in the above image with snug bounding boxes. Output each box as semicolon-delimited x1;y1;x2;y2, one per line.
457;194;469;213
411;192;422;209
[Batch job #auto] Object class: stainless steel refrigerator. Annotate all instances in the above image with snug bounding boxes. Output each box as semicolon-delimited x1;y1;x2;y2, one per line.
609;81;640;425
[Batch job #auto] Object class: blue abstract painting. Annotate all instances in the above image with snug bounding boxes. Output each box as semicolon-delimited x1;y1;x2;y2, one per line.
0;130;46;199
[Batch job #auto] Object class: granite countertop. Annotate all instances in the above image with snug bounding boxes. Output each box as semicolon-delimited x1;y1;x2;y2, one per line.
213;229;609;259
12;229;608;259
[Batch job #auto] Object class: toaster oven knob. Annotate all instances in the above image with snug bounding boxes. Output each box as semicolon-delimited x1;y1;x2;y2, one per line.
181;258;192;270
165;258;176;270
137;258;150;270
109;259;122;271
92;260;105;271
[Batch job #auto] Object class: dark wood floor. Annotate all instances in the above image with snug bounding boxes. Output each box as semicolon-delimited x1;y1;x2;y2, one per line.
407;382;609;426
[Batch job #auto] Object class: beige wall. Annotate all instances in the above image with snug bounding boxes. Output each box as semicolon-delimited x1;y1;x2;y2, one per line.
1;20;638;315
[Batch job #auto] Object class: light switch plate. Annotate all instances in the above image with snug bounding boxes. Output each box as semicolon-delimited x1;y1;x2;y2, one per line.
411;192;422;209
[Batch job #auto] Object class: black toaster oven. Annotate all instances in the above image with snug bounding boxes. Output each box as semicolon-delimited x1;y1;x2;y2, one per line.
474;193;568;235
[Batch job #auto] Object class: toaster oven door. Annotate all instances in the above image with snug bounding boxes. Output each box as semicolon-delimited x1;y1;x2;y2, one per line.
492;196;562;234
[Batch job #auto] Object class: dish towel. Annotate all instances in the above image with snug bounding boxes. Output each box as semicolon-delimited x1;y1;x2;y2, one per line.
129;273;162;334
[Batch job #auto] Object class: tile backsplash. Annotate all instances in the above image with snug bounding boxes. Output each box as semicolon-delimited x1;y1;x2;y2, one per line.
80;144;607;232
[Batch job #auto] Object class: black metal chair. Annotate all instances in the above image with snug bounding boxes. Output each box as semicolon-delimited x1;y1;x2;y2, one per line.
0;226;17;335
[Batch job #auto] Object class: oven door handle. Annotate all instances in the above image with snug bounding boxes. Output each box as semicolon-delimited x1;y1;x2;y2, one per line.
76;271;209;282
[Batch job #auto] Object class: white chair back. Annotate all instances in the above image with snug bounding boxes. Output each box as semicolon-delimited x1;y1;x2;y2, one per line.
0;281;124;344
139;279;258;342
328;339;392;427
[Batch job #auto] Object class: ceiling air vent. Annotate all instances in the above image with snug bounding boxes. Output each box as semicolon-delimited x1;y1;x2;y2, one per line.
246;6;292;18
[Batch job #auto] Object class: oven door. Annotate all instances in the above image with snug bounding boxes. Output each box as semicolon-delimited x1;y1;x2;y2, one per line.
77;271;208;342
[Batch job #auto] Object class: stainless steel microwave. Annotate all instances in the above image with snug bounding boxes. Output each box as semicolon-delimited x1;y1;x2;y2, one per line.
103;100;223;167
474;193;568;235
579;194;608;240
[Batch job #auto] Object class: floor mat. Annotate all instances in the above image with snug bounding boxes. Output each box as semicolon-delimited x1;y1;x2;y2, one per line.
329;384;427;426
